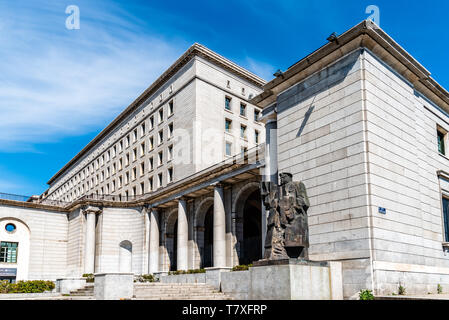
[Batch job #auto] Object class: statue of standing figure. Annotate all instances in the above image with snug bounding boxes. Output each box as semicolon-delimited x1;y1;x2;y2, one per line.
261;172;310;260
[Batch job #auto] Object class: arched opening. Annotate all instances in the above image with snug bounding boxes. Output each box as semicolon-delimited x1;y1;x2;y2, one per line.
202;206;214;268
240;189;262;265
119;240;132;272
169;220;178;271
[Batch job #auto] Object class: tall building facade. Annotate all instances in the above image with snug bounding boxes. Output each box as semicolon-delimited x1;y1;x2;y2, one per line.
43;43;265;203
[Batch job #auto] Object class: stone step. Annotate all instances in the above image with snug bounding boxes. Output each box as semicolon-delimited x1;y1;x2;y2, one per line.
134;283;209;287
133;295;233;300
134;288;217;293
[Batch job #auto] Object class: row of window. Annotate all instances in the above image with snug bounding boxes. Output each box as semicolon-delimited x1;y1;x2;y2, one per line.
225;96;261;121
62;165;174;202
57;145;174;201
225;118;260;142
53;119;175;199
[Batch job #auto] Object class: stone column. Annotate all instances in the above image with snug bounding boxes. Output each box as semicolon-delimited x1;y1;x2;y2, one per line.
177;198;188;271
83;206;101;274
149;208;160;274
213;183;226;267
264;112;278;184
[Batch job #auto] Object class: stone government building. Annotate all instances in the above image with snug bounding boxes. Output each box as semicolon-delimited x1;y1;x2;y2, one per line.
1;20;449;298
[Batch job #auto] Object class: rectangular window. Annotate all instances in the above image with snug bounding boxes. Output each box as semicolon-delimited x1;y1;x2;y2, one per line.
240;103;246;117
126;153;130;166
158;173;163;187
0;242;18;263
133;148;137;162
125;172;129;184
149;137;154;151
118;176;123;188
225;119;232;132
225;142;232;156
240;124;247;139
158;130;164;145
168;145;173;161
159;109;164;123
168;123;174;139
141;122;146;137
119;158;123;170
132;167;137;180
158;151;163;166
148;177;153;191
255;130;260;144
140;162;145;176
140;182;145;195
149;157;154;171
254;109;260;122
169;101;174;116
167;167;173;183
126;135;130;147
119;140;123;152
443;197;449;242
140;142;145;157
225;97;232;111
133;129;138;142
438;129;446;155
149;116;154;130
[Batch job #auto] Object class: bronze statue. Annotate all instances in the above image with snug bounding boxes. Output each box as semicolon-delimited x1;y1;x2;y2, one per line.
261;172;310;260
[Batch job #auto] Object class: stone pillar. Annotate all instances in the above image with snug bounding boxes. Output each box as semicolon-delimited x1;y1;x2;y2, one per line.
83;206;101;274
149;208;160;274
213;183;226;267
177;198;188;270
264;114;278;184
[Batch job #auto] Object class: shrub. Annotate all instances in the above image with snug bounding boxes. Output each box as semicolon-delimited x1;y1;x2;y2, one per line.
0;280;55;294
359;289;374;300
231;264;253;272
82;273;94;283
167;269;206;275
135;274;156;283
398;285;406;295
438;284;443;294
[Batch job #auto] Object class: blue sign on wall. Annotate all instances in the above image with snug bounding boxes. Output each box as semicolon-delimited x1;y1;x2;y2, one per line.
378;207;386;214
0;268;17;277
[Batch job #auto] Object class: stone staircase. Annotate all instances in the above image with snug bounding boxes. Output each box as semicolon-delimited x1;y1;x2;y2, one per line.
69;284;94;297
133;283;234;300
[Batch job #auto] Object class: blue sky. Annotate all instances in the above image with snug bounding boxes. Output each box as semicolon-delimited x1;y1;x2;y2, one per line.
0;0;448;196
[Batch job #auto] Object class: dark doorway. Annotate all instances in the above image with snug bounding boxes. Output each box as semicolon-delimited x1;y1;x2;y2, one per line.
241;189;262;265
170;220;178;271
202;206;214;268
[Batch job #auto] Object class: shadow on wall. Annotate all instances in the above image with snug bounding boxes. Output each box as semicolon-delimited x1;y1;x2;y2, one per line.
119;240;132;272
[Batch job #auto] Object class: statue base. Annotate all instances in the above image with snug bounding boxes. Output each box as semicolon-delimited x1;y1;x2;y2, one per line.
253;258;326;267
245;258;343;299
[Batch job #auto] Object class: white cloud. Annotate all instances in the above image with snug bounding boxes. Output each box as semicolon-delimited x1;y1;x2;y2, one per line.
0;1;187;152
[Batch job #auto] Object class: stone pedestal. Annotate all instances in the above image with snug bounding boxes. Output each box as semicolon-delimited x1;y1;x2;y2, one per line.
94;273;134;300
249;259;342;300
56;278;86;294
205;267;231;290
